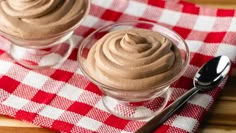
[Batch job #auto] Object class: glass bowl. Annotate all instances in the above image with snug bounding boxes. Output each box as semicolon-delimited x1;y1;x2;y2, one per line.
0;0;90;69
78;21;190;120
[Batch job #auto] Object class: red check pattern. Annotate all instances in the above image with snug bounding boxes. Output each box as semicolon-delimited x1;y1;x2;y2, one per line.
0;0;236;133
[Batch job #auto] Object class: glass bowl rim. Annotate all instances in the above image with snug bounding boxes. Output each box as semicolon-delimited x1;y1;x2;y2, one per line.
0;0;90;41
78;20;190;92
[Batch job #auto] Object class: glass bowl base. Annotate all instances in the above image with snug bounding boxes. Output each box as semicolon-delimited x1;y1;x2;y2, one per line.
8;38;74;69
102;88;171;120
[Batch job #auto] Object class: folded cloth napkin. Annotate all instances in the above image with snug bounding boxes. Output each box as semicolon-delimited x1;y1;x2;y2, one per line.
0;0;236;133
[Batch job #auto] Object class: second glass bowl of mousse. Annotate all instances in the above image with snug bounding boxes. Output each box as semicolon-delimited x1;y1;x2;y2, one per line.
0;0;90;69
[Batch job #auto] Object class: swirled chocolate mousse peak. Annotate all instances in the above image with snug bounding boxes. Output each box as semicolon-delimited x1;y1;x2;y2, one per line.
0;0;88;39
86;28;183;90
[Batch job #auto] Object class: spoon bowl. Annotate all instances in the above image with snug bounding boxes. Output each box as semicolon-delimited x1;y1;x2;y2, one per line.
194;55;231;90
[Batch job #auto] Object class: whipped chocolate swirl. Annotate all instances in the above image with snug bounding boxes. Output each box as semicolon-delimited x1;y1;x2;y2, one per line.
86;29;183;90
0;0;87;39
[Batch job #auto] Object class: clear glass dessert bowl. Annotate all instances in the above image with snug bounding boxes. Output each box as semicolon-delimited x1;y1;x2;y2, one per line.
78;21;190;120
0;0;90;69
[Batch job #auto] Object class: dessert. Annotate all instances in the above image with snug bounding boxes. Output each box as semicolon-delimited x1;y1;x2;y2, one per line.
86;28;183;90
0;0;87;39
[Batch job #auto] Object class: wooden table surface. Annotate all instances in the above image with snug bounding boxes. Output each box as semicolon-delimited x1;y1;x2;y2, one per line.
1;1;236;133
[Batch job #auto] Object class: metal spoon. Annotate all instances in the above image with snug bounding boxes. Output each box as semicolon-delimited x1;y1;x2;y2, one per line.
135;55;231;133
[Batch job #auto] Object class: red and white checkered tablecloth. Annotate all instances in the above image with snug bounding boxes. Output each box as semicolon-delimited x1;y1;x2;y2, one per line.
0;0;236;133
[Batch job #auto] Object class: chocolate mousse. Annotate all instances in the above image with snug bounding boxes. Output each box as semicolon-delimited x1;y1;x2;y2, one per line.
0;0;88;39
86;29;183;90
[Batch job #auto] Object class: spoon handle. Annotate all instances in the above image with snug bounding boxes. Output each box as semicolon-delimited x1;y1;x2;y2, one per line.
135;87;200;133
